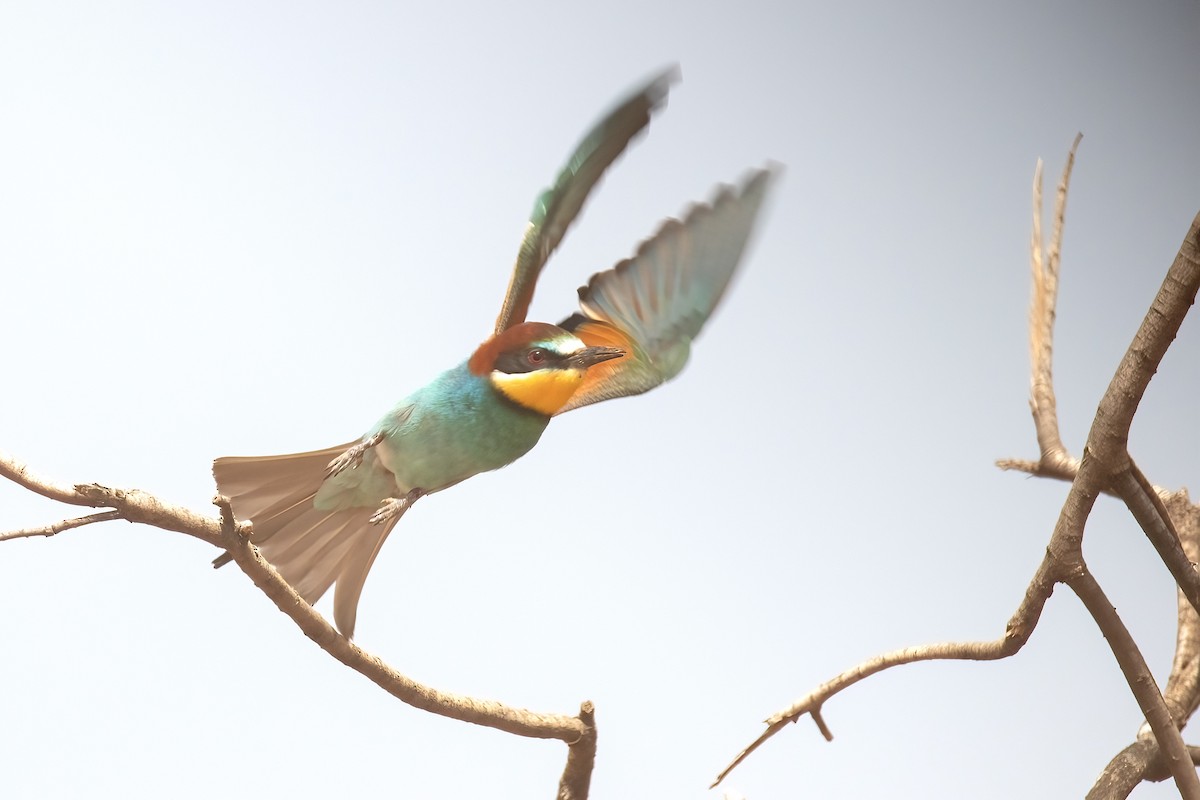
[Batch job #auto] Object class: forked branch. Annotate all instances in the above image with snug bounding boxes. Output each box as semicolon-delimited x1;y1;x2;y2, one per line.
1088;492;1200;798
712;560;1057;787
1025;132;1082;475
1;451;597;799
716;143;1200;796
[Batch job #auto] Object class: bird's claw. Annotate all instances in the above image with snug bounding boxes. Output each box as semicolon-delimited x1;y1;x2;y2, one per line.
326;432;385;478
368;488;424;525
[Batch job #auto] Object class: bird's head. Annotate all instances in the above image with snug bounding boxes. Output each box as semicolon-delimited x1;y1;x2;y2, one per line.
468;321;625;416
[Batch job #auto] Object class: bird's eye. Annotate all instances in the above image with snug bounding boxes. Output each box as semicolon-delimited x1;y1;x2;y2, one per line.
526;348;546;366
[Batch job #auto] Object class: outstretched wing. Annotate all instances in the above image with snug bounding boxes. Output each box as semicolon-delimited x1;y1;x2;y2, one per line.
555;166;778;414
493;66;680;335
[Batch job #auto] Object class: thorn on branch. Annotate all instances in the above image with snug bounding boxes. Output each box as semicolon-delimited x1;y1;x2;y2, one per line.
811;707;833;741
210;495;254;568
213;494;241;538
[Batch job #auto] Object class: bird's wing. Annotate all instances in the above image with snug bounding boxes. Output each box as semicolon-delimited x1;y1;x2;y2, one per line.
555;166;778;414
493;66;680;335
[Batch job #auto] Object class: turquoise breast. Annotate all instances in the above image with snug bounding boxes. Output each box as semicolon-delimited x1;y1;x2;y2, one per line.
372;361;550;494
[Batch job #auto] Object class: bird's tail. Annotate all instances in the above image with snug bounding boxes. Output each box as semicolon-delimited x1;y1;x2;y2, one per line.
212;441;398;638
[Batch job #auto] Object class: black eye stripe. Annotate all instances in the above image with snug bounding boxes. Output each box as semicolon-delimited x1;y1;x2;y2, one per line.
494;347;570;374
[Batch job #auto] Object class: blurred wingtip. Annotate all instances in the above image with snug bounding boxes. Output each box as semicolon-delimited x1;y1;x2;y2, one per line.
761;158;785;176
748;160;785;188
659;63;683;86
640;64;682;107
732;162;784;215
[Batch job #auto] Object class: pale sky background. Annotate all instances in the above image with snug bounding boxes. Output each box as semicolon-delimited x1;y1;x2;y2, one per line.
2;2;1199;798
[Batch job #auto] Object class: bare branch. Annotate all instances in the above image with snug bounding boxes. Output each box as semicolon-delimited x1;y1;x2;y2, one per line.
1090;739;1157;799
996;455;1081;481
0;451;98;506
719;149;1200;793
1163;491;1200;723
1035;207;1200;796
1008;156;1200;793
1112;467;1200;616
1089;492;1200;797
718;143;1100;790
1066;565;1199;797
73;481;225;547
1004;451;1200;618
1084;211;1200;463
1010;195;1200;487
1089;741;1200;799
0;510;123;542
557;701;598;800
0;456;593;756
712;558;1058;788
0;451;226;547
1027;134;1082;470
210;494;589;742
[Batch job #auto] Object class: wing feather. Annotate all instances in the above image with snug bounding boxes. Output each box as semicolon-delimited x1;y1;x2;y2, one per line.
557;165;778;413
493;66;680;334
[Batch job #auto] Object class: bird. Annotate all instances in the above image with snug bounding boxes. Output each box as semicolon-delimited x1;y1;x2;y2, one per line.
212;65;777;638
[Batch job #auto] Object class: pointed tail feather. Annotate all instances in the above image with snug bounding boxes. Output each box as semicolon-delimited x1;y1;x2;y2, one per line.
212;441;398;638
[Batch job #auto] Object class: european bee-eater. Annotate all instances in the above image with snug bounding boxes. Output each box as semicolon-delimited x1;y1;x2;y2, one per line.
213;66;776;638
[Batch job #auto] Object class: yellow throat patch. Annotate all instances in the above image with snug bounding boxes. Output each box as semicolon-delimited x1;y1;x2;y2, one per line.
491;368;585;416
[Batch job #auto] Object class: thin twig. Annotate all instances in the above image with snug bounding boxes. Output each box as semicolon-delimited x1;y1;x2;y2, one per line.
72;482;225;547
0;456;592;748
995;455;1082;485
712;559;1058;787
1027;133;1081;469
211;495;588;742
0;451;96;506
0;510;123;541
0;451;226;547
717;142;1092;790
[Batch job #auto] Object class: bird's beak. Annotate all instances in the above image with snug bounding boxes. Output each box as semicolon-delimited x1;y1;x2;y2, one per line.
569;345;625;369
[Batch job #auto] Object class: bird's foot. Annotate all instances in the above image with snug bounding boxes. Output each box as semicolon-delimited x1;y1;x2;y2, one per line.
368;488;424;525
326;431;385;478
